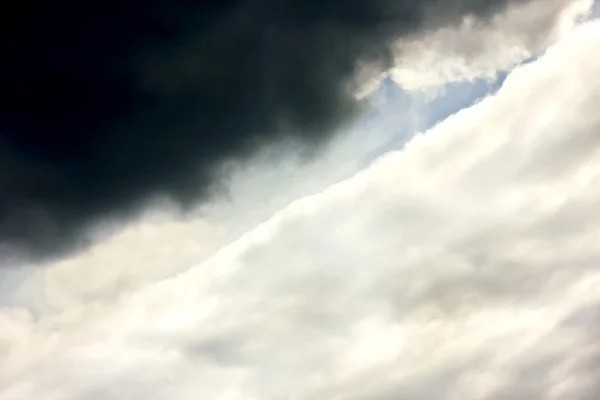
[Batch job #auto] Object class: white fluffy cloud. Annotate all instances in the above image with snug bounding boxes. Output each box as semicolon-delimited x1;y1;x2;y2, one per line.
389;0;593;90
2;16;600;400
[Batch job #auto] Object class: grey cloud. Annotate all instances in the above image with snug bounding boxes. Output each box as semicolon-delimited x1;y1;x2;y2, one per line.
2;18;600;400
1;0;535;264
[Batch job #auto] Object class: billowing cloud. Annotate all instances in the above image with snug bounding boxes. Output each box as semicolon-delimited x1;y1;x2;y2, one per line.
1;0;561;263
390;0;592;89
2;19;600;400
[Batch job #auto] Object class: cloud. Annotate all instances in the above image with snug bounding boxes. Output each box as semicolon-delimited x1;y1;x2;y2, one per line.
2;19;600;399
1;0;551;263
389;0;592;90
3;80;436;308
2;73;492;311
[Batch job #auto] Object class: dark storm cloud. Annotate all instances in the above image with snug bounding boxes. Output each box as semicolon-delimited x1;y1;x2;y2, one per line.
0;0;529;263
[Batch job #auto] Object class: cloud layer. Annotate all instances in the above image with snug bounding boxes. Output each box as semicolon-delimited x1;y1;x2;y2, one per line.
389;0;592;89
1;0;551;262
2;18;600;399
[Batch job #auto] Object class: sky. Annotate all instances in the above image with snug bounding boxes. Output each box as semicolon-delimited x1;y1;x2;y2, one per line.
1;0;600;399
